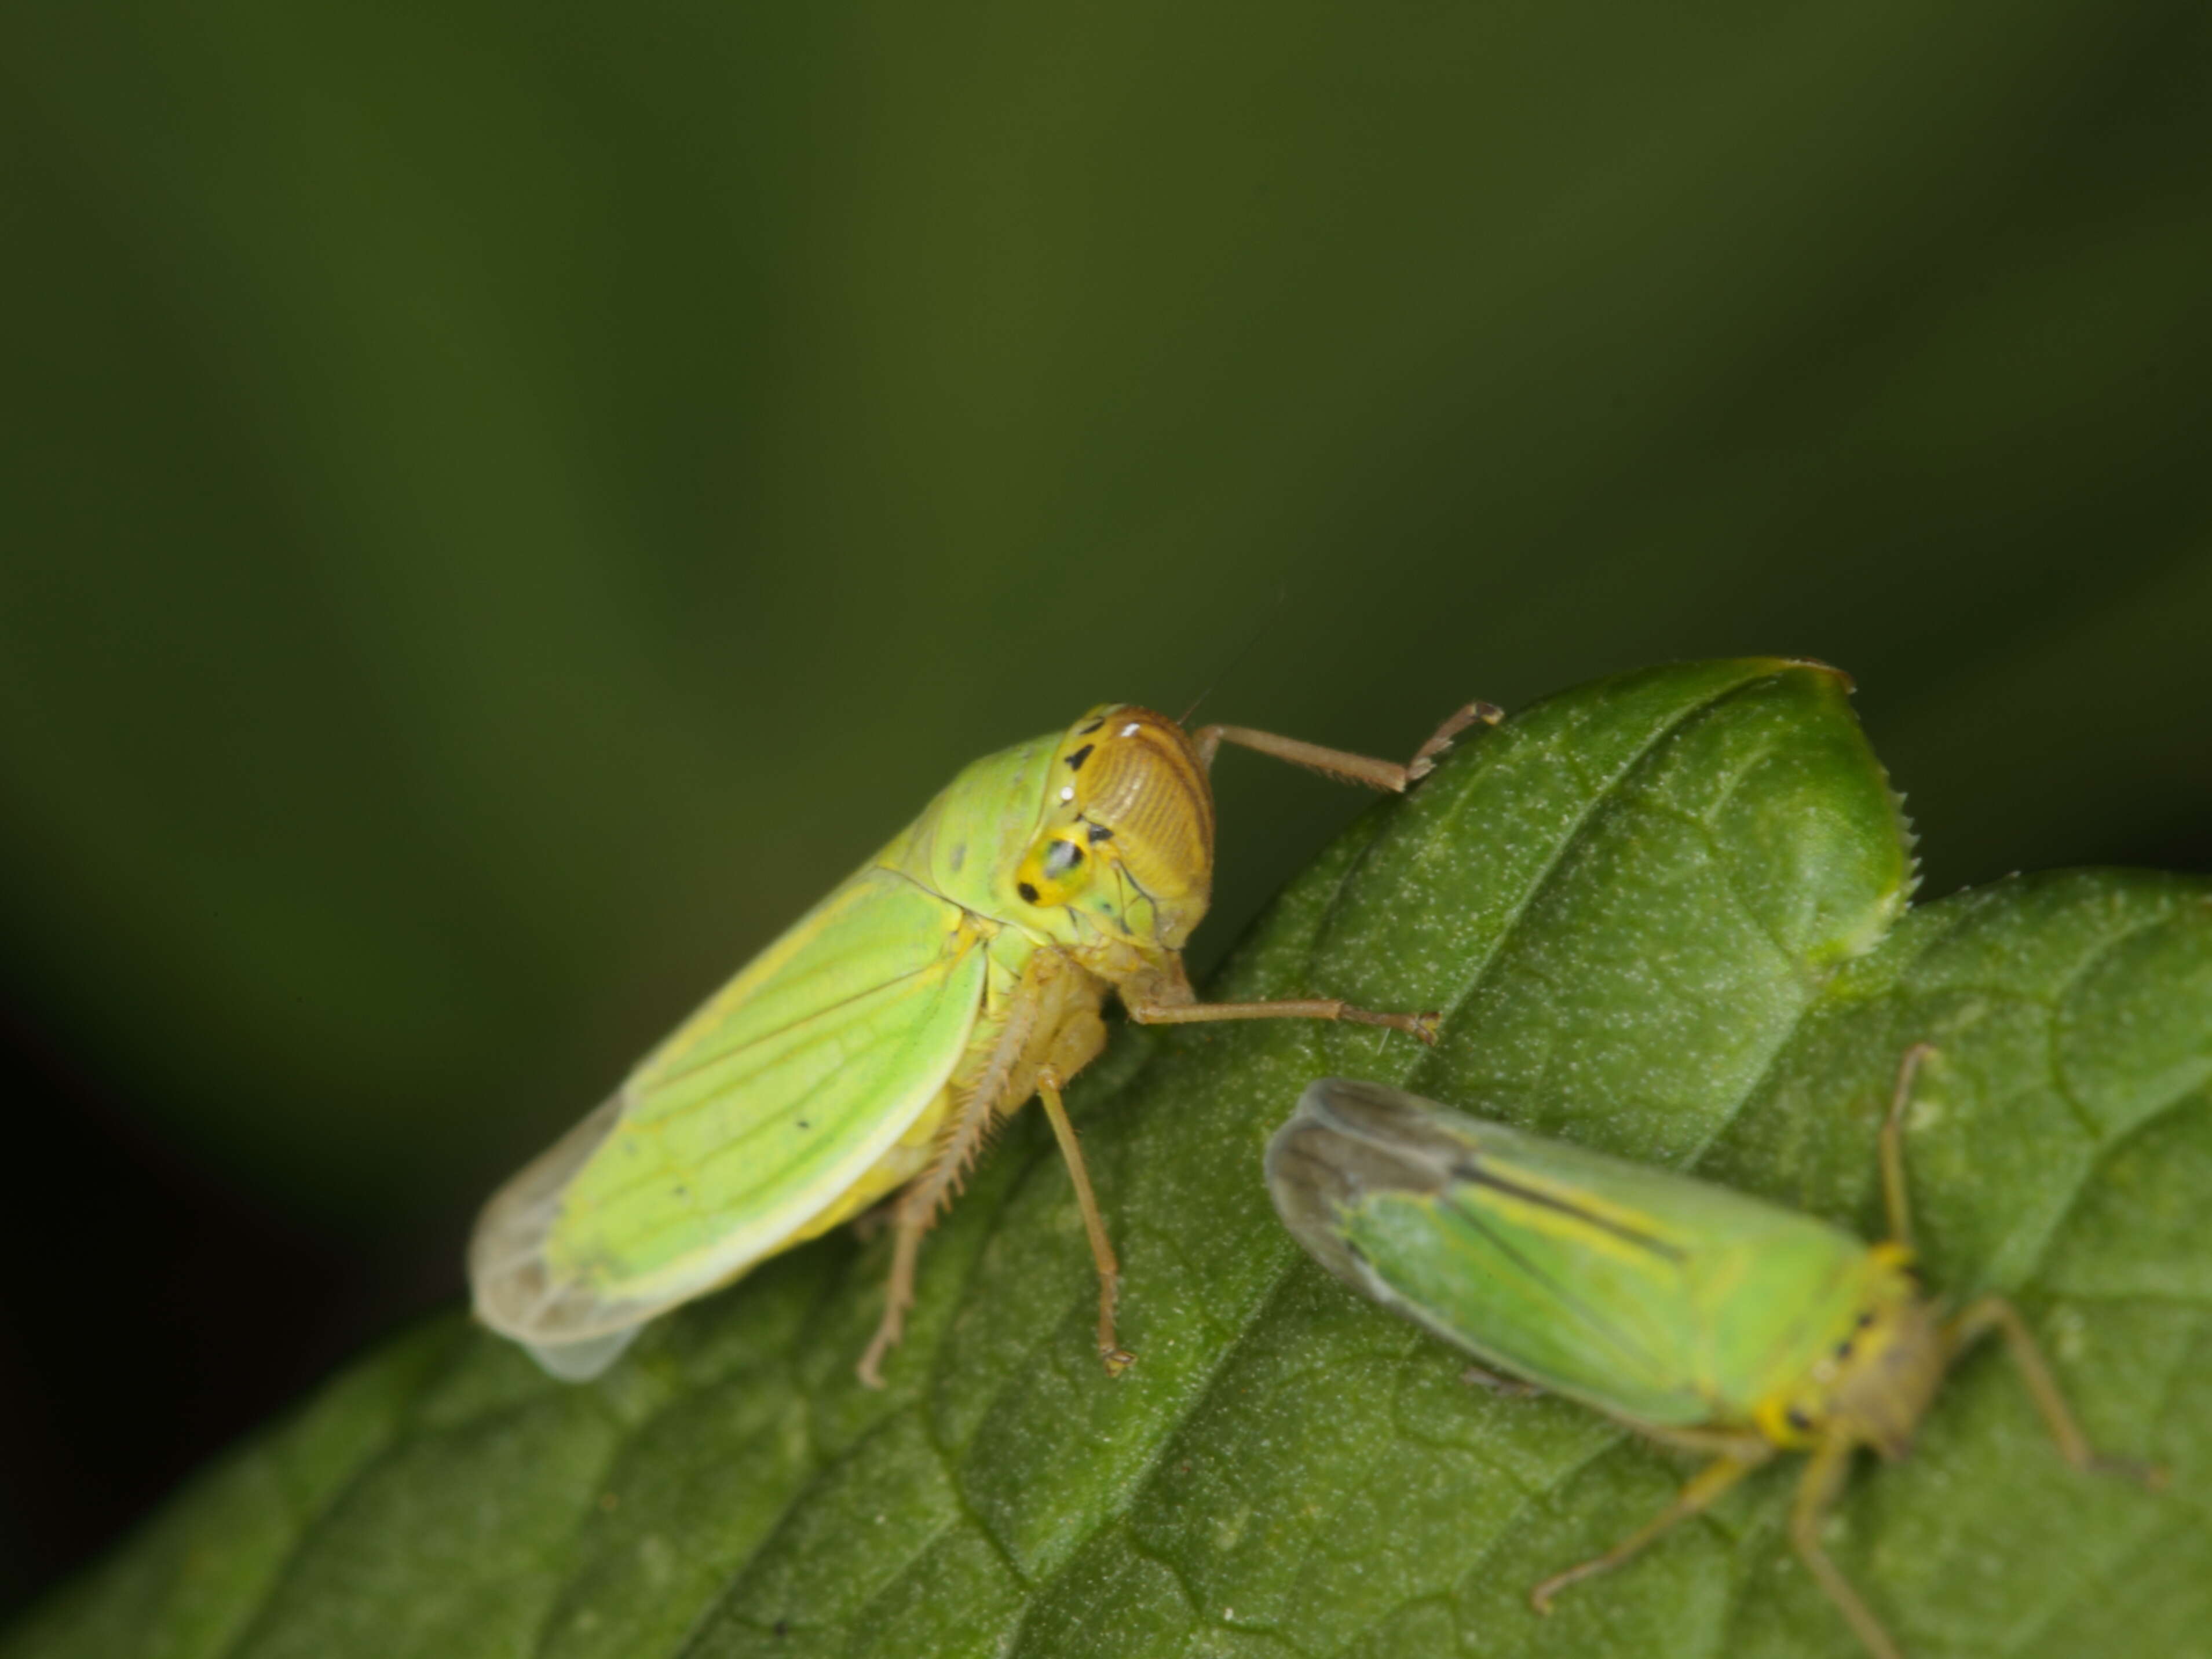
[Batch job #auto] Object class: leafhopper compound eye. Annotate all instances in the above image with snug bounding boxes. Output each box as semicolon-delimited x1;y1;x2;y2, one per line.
1017;831;1096;908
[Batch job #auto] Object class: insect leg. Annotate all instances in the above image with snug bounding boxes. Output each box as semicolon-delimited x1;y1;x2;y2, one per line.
1037;1072;1136;1376
854;993;1044;1388
1529;1452;1763;1614
1406;701;1500;776
1788;1437;1900;1659
1190;702;1501;791
1943;1296;2166;1488
1878;1042;1939;1252
1638;1423;1778;1460
1125;996;1441;1045
856;1201;930;1390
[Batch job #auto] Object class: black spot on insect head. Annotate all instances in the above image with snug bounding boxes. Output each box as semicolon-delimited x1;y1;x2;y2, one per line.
1787;1406;1814;1432
1044;839;1084;877
1077;717;1105;736
1085;821;1114;844
796;1120;810;1130
1064;743;1095;772
1018;881;1040;904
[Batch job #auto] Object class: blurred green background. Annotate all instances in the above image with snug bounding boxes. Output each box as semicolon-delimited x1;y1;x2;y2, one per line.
2;0;2208;1619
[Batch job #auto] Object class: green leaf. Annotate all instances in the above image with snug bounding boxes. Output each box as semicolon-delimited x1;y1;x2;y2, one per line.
12;659;2204;1659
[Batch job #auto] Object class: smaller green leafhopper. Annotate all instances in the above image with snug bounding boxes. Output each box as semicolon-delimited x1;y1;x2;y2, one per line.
1265;1054;2163;1659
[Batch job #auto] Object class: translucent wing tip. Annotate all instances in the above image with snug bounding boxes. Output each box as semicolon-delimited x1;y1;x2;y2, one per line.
469;1092;665;1377
524;1327;642;1383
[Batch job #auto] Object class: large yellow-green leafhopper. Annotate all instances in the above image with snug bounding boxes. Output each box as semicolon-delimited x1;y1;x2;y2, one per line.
1266;1059;2163;1659
471;700;1491;1387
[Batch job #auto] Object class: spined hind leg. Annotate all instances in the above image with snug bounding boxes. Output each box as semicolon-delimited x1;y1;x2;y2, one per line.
854;960;1117;1387
855;1077;1132;1388
855;1196;931;1390
854;1087;1001;1389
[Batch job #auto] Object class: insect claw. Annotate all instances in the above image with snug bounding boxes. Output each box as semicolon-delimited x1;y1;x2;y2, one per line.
1102;1346;1138;1377
1405;700;1504;782
2100;1455;2169;1491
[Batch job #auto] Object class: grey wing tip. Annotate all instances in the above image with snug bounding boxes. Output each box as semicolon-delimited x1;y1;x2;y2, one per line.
1265;1077;1405;1176
1270;1077;1464;1193
1267;1077;1446;1286
1268;1077;1491;1313
1289;1076;1419;1130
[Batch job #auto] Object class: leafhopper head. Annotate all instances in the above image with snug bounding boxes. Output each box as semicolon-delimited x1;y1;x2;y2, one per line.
1014;706;1215;948
1760;1251;1945;1460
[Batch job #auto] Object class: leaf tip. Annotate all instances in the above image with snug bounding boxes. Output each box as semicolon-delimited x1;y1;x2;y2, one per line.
1758;655;1858;693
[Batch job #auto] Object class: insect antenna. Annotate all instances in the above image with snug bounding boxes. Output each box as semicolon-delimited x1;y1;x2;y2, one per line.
1179;582;1290;726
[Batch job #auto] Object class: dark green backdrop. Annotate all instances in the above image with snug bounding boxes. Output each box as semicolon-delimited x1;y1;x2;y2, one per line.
2;0;2207;1619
